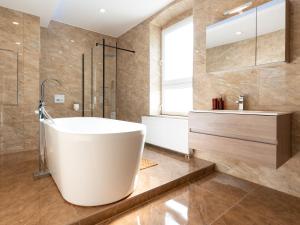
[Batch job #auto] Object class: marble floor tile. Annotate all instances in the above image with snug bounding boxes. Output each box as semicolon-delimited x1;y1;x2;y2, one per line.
1;145;299;225
100;173;300;225
239;186;300;225
212;205;282;225
194;172;260;205
0;145;214;225
99;179;242;225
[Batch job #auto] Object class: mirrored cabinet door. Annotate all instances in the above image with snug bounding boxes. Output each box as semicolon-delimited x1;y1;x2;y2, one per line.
256;0;288;65
206;0;289;73
206;8;257;73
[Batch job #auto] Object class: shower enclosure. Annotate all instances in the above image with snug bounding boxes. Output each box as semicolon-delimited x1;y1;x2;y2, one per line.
82;39;134;119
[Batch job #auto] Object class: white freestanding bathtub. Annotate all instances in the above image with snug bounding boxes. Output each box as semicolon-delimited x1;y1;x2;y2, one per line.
43;117;146;206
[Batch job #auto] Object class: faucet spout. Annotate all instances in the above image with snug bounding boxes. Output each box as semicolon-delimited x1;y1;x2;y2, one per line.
40;79;62;103
236;95;245;110
38;79;62;120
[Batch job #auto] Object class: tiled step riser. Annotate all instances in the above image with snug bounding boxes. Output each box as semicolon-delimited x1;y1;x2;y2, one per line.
70;165;215;225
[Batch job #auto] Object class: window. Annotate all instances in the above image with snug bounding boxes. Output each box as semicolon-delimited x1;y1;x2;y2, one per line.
162;16;193;115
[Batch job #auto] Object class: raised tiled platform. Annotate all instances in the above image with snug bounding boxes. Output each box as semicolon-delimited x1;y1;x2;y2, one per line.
97;172;300;225
0;145;214;225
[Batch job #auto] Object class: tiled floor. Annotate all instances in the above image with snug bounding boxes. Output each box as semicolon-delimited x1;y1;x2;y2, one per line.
1;146;300;225
98;173;300;225
0;145;214;225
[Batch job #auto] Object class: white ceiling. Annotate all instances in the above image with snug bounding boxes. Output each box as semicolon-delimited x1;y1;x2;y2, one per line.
206;0;285;48
0;0;174;37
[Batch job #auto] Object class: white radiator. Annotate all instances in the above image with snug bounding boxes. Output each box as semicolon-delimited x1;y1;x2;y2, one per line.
141;116;189;155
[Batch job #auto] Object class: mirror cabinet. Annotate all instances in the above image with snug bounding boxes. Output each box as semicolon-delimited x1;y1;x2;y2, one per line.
206;0;289;73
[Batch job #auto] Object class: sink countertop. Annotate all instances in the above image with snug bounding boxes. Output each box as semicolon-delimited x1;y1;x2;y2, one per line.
190;110;292;116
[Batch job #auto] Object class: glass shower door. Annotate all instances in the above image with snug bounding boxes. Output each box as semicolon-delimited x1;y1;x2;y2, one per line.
82;41;117;119
103;45;117;119
91;46;104;117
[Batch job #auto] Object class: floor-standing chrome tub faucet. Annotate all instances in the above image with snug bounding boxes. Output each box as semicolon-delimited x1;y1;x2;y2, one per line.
33;79;62;179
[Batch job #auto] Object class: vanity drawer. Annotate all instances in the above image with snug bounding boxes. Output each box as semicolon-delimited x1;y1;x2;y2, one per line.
189;112;277;144
189;132;277;168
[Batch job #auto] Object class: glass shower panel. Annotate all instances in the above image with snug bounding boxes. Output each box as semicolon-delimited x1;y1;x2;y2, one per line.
83;46;104;117
83;49;92;116
92;46;104;117
104;46;117;119
82;42;117;118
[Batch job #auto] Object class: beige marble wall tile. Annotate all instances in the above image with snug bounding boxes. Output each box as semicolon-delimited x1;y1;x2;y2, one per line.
149;24;161;116
40;21;116;119
0;50;18;105
117;22;150;122
0;6;40;154
151;0;193;28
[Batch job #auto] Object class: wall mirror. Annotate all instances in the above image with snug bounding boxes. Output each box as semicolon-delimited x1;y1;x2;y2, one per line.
206;0;288;73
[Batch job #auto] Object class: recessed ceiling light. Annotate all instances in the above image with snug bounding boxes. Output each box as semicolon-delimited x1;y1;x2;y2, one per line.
15;42;21;45
99;8;106;13
70;39;75;43
235;31;242;35
12;21;19;25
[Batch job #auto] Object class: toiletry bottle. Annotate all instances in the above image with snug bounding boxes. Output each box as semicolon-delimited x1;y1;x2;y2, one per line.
220;97;224;110
212;98;217;110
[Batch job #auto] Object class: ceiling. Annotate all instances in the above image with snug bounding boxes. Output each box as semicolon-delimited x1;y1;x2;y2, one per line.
0;0;174;37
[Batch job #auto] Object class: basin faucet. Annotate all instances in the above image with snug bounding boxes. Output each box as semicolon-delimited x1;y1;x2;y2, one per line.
236;95;245;110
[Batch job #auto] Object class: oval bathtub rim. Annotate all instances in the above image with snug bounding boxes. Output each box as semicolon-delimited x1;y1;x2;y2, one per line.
43;117;146;136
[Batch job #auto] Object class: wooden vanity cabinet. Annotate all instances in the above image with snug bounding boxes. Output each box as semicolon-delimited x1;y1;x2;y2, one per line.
188;111;292;168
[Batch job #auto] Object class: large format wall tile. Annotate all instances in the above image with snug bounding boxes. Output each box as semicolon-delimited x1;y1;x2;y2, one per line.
0;6;40;154
40;21;116;119
117;21;150;122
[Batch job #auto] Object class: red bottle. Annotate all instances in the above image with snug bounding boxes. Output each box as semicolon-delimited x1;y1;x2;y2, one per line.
212;98;217;110
219;98;224;110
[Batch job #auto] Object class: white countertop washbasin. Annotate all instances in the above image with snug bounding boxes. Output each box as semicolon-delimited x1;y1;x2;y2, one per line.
190;110;291;116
